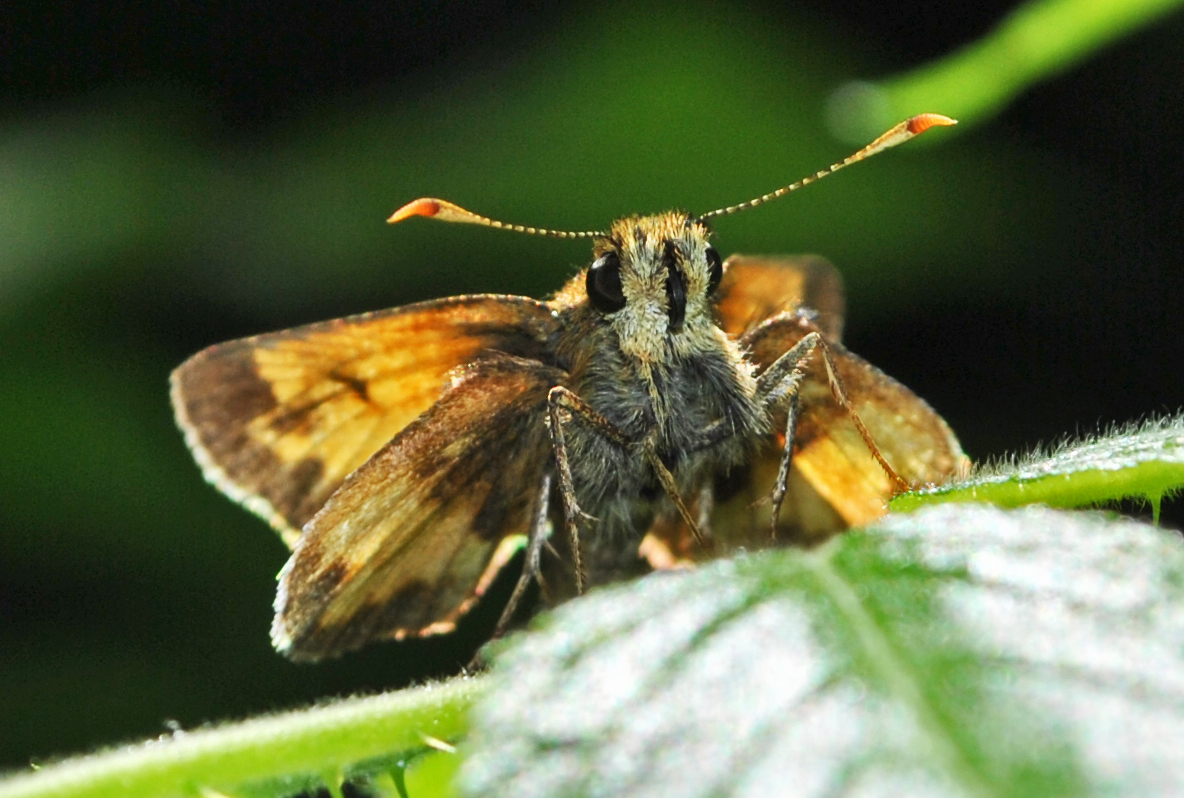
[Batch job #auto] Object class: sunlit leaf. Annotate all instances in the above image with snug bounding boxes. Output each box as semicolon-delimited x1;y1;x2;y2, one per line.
461;504;1184;797
892;413;1184;520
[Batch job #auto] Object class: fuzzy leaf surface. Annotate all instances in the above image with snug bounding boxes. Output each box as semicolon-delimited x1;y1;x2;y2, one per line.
461;505;1184;798
892;414;1184;516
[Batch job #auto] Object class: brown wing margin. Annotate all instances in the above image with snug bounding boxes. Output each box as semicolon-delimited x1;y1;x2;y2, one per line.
170;295;560;546
272;353;563;661
714;254;845;341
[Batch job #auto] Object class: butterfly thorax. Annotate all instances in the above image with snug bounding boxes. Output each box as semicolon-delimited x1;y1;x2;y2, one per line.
547;213;770;542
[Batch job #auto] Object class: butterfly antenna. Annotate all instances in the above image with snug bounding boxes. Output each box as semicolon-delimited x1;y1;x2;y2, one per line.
696;113;956;222
388;198;607;239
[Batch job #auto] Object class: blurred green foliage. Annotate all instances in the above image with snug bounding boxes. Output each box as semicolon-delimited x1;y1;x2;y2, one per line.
831;0;1184;138
1;0;1182;776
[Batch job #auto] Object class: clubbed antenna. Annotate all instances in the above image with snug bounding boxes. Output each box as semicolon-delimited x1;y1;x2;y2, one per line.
696;113;956;222
387;197;606;239
388;114;954;237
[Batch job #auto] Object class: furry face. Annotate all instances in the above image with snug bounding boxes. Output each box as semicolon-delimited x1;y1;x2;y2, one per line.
590;213;725;366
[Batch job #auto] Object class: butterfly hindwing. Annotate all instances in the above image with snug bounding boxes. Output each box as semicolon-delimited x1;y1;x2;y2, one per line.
271;353;562;661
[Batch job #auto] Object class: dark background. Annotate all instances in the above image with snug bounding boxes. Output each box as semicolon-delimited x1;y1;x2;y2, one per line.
2;0;1181;771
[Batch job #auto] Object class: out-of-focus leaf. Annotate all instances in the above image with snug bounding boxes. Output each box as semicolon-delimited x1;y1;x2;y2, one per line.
892;414;1184;519
460;504;1184;797
828;0;1184;140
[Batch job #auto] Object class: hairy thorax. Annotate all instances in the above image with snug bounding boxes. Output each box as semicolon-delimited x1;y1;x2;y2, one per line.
551;302;768;545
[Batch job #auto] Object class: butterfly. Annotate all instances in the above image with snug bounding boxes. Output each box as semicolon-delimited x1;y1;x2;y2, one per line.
171;114;966;661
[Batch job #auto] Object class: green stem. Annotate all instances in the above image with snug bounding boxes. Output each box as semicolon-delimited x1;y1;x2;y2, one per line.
0;677;485;798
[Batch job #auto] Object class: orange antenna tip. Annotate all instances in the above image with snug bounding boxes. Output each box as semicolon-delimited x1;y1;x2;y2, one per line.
907;113;957;135
697;113;956;222
386;196;605;239
388;197;453;224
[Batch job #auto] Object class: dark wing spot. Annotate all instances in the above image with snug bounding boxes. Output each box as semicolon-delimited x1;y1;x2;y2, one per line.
330;369;371;402
303;561;350;608
456;320;552;363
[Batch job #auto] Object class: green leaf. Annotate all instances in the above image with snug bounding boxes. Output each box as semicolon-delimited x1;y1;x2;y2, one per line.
891;414;1184;520
460;505;1184;797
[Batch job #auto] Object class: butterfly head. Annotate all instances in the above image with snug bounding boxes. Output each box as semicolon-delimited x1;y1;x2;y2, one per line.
586;212;723;363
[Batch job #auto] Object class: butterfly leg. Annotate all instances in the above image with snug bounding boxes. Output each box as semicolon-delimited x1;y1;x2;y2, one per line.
756;329;909;539
768;391;802;541
546;386;629;593
755;331;819;408
755;332;818;539
641;431;708;550
811;338;910;495
489;472;553;643
696;482;714;543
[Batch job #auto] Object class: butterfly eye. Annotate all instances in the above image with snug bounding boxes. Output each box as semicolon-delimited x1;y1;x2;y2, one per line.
705;246;723;294
587;252;626;314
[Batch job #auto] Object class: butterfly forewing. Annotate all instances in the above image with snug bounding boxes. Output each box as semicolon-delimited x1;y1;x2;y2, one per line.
171;296;559;546
272;353;561;661
715;254;845;341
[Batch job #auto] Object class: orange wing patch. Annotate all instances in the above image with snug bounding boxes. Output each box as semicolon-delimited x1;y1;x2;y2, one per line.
171;296;559;546
272;354;561;661
715;255;845;341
